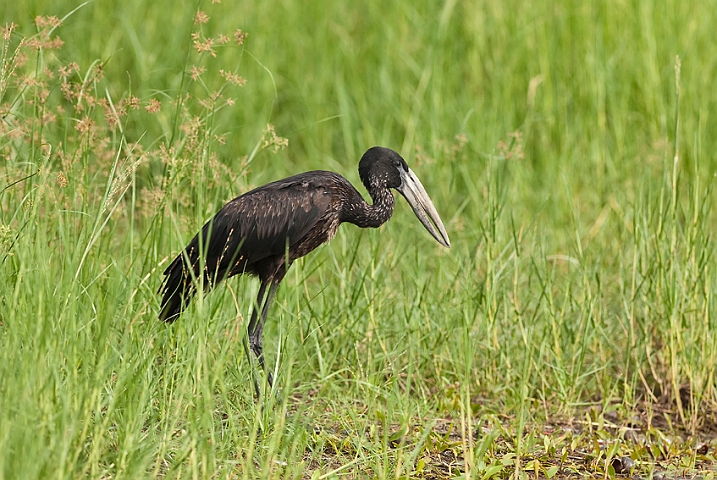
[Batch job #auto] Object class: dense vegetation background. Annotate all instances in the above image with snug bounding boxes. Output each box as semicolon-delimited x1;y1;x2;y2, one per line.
1;0;716;477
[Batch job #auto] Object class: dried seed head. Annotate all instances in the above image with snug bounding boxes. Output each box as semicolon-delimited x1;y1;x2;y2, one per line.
194;11;209;25
190;65;206;81
57;171;68;188
234;29;247;45
75;116;95;135
2;22;18;41
34;16;62;29
145;99;161;113
193;37;216;57
220;70;246;86
126;96;140;110
261;124;288;153
58;62;79;78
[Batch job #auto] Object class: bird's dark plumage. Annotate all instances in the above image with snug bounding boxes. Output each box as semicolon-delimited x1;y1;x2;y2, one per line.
159;172;344;322
158;146;450;396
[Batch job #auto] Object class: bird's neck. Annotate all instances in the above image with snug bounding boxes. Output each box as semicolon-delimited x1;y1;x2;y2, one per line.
345;185;395;228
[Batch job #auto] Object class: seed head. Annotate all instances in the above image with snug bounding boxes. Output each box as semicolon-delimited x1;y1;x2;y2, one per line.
194;11;209;25
145;98;161;113
233;29;247;45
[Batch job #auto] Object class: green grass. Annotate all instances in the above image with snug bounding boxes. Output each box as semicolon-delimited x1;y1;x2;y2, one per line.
2;0;717;478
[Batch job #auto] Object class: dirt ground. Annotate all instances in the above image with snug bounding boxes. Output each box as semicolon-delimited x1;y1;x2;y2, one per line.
302;397;717;479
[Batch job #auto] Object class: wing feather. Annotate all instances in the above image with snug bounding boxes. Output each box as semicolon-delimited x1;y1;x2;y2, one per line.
158;172;337;322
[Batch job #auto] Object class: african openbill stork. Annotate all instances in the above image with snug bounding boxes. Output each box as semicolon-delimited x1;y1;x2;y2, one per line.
158;146;450;395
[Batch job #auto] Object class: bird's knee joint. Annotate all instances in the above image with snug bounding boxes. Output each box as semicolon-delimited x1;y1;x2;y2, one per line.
249;337;262;357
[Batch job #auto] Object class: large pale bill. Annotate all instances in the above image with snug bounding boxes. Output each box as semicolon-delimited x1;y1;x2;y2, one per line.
396;168;451;248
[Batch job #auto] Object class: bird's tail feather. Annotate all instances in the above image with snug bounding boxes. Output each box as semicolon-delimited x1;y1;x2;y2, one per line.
158;255;196;323
159;220;242;322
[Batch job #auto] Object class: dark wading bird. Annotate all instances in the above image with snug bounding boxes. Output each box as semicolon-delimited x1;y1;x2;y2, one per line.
158;146;450;396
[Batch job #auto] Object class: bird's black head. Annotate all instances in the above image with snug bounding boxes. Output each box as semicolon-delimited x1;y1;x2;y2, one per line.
357;145;451;248
358;146;407;191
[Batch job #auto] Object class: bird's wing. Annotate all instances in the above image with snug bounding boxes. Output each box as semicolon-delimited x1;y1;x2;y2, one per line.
171;173;335;279
219;177;333;263
158;172;337;322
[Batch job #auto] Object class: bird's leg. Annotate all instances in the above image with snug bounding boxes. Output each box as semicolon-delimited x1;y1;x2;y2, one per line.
242;328;262;400
248;280;279;391
247;281;267;398
247;282;269;371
